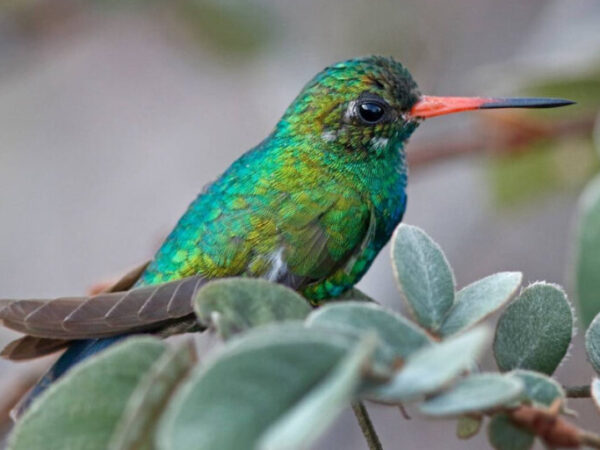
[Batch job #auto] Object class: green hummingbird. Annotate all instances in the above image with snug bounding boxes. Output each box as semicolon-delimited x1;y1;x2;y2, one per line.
0;56;573;411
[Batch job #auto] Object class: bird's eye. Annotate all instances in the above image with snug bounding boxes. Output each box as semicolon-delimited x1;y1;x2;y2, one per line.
357;102;385;124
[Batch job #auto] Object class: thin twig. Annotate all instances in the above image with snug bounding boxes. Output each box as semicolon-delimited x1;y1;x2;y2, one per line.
580;431;600;449
352;402;383;450
563;384;591;398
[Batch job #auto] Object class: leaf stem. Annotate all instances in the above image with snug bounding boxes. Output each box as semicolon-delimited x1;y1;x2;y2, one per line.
352;402;383;450
563;384;591;398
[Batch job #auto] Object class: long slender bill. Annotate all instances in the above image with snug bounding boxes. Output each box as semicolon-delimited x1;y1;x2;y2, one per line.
409;95;575;119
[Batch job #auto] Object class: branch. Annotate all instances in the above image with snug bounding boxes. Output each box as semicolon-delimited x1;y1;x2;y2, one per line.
352;402;383;450
504;400;600;449
564;384;591;398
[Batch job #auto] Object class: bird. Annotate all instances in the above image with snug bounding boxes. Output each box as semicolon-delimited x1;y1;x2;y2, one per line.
0;56;573;414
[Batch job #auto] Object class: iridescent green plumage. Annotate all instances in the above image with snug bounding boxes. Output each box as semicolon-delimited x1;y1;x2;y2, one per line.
138;56;420;301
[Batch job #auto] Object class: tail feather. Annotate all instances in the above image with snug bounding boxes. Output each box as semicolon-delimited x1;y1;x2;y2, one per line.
0;276;206;340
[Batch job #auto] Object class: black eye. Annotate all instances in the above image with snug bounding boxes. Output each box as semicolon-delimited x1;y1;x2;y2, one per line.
358;102;385;124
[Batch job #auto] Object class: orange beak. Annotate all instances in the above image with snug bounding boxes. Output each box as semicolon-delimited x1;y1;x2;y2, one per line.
409;95;574;119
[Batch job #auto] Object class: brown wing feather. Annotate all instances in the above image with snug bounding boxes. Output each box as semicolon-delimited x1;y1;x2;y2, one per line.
0;336;70;360
0;276;206;340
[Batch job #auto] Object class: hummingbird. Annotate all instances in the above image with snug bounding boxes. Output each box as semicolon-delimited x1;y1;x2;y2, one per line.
0;56;573;413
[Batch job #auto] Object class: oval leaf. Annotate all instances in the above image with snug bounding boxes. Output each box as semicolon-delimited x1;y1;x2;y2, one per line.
9;338;166;450
368;326;490;402
392;224;455;331
420;373;523;417
591;378;600;412
109;342;196;450
156;325;356;450
258;335;377;450
508;370;565;407
440;272;522;336
194;278;311;340
457;415;482;439
574;175;600;327
585;312;600;373
306;302;431;359
488;414;535;450
493;283;573;375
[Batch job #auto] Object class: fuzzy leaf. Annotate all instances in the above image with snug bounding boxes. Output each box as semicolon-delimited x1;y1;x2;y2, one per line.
8;338;166;450
508;370;565;407
258;335;377;450
493;283;573;375
457;416;482;439
440;272;522;336
488;414;535;450
108;342;196;450
156;324;359;450
306;302;431;359
194;278;311;340
332;288;376;303
392;224;455;331
585;312;600;373
591;378;600;412
368;326;489;402
420;373;523;417
574;175;600;327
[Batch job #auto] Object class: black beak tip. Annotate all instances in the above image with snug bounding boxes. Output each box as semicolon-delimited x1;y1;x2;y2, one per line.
481;97;576;109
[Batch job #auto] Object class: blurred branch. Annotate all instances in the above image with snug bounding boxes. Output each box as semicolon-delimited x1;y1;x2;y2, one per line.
352;402;383;450
564;384;591;398
407;115;595;169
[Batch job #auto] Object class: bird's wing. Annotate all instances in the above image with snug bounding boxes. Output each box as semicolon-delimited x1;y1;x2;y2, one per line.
0;275;206;340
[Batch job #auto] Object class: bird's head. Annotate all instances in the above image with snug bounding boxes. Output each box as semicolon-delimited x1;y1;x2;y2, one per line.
275;56;573;161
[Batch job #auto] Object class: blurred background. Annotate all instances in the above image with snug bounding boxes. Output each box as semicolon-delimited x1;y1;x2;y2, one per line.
0;0;599;448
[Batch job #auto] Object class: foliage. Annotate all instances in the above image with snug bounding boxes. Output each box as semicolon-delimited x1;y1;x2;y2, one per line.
8;224;600;450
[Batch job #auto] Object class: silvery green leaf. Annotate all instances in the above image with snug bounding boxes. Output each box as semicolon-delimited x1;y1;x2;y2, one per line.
585;312;600;373
392;224;455;332
194;278;311;340
156;324;356;450
487;414;535;450
493;283;573;375
258;335;377;450
591;378;600;412
8;338;166;450
420;373;523;417
368;326;489;402
508;370;565;407
109;342;196;450
440;272;522;336
306;302;431;359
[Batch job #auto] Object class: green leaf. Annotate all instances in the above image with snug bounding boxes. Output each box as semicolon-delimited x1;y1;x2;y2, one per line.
108;342;196;450
258;335;377;450
194;278;311;340
575;175;600;327
156;324;356;450
508;370;565;407
391;224;455;331
420;373;523;417
368;326;490;402
591;378;600;412
457;416;482;439
493;283;573;375
9;338;166;450
440;272;522;336
585;312;600;373
488;414;535;450
306;302;431;359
